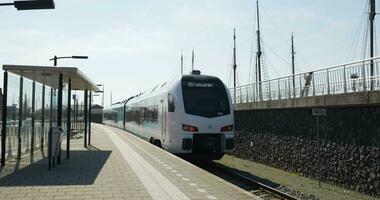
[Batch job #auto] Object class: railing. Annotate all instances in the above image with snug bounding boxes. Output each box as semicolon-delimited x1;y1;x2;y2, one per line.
231;57;380;104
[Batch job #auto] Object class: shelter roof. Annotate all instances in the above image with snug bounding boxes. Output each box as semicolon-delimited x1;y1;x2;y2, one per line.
3;64;98;91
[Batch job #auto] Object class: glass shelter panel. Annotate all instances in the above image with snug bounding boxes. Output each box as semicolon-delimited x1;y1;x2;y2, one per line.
62;83;68;134
43;86;51;148
5;74;20;158
72;91;85;134
51;89;58;127
22;77;33;154
34;82;43;149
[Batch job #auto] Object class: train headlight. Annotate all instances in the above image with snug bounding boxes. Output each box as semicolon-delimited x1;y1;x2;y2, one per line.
220;125;233;132
183;124;199;132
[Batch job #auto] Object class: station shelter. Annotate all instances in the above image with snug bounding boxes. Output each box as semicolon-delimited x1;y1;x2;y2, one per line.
1;65;98;169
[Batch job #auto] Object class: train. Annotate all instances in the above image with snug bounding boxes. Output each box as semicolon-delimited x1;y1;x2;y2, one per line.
103;70;234;160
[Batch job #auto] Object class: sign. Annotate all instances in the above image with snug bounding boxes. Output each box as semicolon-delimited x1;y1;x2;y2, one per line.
312;109;326;116
187;82;214;88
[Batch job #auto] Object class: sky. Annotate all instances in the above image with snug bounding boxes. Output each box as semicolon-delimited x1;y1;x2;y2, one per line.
0;0;377;106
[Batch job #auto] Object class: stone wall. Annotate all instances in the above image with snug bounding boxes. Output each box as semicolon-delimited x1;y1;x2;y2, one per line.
233;106;380;196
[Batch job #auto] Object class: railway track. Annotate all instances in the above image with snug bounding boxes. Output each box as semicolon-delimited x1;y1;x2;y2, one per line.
195;161;300;200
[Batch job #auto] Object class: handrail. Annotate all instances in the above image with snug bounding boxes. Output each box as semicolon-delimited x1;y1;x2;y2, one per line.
233;57;380;89
230;57;380;104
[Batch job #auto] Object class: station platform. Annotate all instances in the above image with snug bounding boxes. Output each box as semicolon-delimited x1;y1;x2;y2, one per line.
0;124;257;200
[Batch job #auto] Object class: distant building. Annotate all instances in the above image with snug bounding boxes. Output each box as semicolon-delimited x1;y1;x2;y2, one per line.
91;104;103;123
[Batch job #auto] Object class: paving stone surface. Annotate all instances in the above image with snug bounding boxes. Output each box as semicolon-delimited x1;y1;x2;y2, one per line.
0;124;257;200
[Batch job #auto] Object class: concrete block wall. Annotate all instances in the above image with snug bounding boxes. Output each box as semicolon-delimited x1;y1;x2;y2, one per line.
234;106;380;147
233;106;380;196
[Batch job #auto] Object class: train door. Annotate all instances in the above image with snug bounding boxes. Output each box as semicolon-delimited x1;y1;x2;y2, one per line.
140;107;144;136
161;106;167;141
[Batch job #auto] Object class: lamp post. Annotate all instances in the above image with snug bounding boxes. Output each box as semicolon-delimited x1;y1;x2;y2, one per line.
48;55;88;166
0;0;55;167
0;0;54;10
49;55;88;67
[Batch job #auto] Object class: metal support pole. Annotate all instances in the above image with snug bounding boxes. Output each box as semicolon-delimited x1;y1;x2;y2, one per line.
17;77;23;160
246;87;249;102
31;81;35;157
288;77;291;99
312;74;316;96
53;55;57;67
343;65;347;93
41;85;45;151
50;89;53;130
74;98;77;130
278;80;281;100
57;74;63;165
239;88;242;103
362;61;367;91
369;0;376;90
299;75;302;97
89;91;92;146
75;100;78;131
72;95;75;130
268;82;271;101
253;83;256;102
327;69;330;95
66;79;71;159
48;88;53;170
51;55;58;168
84;90;88;148
1;71;8;166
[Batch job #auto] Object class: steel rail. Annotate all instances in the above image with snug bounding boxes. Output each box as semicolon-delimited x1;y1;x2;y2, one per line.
208;162;300;200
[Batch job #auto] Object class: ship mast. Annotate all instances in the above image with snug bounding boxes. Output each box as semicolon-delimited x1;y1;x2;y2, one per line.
181;49;183;75
191;49;195;71
369;0;376;90
291;33;296;97
233;28;237;103
256;0;263;99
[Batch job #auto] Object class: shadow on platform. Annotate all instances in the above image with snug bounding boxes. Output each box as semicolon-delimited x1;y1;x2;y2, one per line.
0;149;111;186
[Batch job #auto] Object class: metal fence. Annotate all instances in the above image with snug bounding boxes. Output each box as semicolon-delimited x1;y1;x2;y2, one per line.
231;57;380;104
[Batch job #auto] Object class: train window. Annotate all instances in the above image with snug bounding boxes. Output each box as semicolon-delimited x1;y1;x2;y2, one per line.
140;107;145;123
143;107;148;122
126;110;133;122
182;78;230;118
148;107;151;121
135;108;140;124
147;106;151;122
153;105;158;122
149;106;154;122
168;93;175;112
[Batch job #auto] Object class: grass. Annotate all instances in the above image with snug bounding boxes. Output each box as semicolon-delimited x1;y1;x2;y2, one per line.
216;155;378;200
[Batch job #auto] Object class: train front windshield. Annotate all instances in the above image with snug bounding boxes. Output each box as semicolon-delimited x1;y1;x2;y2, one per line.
182;76;230;118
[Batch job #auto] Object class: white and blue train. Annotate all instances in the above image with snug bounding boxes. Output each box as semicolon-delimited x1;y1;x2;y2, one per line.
103;70;234;159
